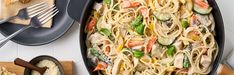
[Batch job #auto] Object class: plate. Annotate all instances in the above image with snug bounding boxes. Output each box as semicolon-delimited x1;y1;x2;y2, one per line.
0;0;74;46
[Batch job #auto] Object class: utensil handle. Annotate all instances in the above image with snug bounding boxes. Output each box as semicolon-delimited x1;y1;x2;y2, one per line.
14;58;45;74
217;64;234;75
0;17;14;24
0;26;31;48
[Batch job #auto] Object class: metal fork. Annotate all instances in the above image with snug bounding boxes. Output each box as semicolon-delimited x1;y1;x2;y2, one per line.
0;5;59;48
0;2;49;24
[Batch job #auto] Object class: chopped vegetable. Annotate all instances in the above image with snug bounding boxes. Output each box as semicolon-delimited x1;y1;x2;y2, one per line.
183;55;190;68
181;19;189;28
193;0;212;15
115;36;124;53
122;0;140;8
135;23;145;35
93;61;107;71
167;45;175;57
153;12;171;21
194;0;209;9
99;28;111;37
104;0;111;5
90;48;105;61
86;18;97;32
127;40;145;48
146;35;157;53
133;50;144;58
131;15;143;28
96;17;103;31
157;36;174;45
188;31;200;41
193;4;212;15
131;15;145;35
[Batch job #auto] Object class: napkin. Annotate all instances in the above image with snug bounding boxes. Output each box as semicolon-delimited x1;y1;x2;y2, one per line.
0;0;54;28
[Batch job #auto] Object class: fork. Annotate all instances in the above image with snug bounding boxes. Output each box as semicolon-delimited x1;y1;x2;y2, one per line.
0;2;49;24
0;5;59;48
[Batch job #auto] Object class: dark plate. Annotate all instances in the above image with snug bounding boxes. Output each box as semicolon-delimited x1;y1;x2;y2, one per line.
0;0;74;46
24;55;65;75
67;0;224;75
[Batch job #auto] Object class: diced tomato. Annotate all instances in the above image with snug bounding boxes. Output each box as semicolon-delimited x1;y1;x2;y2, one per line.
122;0;140;8
86;18;97;32
93;62;107;71
140;8;149;18
127;40;144;48
146;35;157;53
131;2;140;7
194;0;209;9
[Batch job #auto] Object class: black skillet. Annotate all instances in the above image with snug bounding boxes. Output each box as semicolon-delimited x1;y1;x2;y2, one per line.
67;0;225;74
0;0;74;46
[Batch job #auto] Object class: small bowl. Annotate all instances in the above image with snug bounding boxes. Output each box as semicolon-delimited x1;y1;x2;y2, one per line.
24;55;65;75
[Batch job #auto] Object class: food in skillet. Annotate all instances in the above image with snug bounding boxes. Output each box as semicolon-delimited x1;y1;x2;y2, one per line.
85;0;217;74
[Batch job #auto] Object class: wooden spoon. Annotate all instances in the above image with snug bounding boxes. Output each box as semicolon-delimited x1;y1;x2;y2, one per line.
14;58;47;75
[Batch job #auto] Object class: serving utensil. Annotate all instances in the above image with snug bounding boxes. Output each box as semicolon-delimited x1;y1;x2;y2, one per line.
0;2;48;24
0;5;59;48
14;58;47;75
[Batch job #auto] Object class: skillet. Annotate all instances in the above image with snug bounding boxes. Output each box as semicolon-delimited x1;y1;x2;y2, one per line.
0;0;74;46
67;0;225;74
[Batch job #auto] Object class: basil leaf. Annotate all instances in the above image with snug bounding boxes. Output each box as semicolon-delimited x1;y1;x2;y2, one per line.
136;23;145;35
100;28;111;37
183;55;190;68
131;15;143;28
133;50;144;58
104;0;111;5
181;19;189;28
90;48;105;61
167;45;175;57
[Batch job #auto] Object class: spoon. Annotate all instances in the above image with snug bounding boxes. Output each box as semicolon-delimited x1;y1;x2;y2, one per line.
14;58;47;75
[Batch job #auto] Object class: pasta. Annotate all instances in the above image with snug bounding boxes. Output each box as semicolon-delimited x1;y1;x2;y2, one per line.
85;0;218;75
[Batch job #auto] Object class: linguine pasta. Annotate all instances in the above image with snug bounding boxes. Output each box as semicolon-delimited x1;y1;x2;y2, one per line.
85;0;217;75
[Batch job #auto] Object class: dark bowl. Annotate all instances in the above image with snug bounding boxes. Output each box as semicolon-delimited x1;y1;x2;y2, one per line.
24;55;65;75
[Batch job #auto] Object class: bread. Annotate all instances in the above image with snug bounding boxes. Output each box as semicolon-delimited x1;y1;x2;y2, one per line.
0;67;16;75
19;0;31;4
4;0;31;6
4;0;19;6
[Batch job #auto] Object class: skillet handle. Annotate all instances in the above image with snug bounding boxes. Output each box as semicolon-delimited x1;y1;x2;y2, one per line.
217;64;234;75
